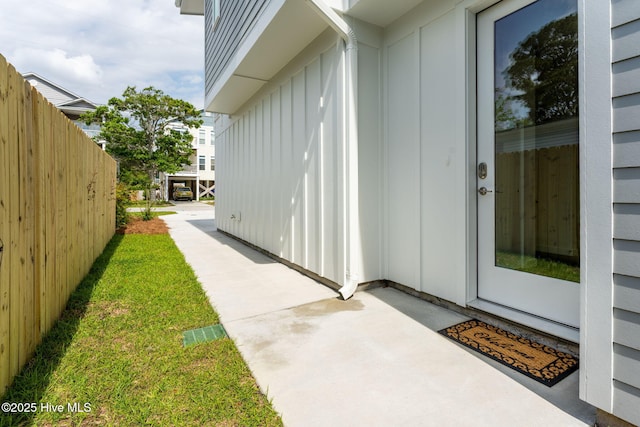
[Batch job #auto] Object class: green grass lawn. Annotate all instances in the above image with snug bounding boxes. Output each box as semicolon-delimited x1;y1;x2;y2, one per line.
0;234;282;426
128;200;174;208
128;210;177;218
496;251;580;282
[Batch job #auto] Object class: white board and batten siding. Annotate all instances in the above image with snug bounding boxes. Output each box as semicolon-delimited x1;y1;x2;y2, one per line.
384;2;467;306
215;27;383;288
611;0;640;425
217;40;347;286
206;1;640;424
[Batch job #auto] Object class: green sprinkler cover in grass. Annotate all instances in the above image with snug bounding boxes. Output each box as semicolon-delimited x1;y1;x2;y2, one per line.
183;324;228;347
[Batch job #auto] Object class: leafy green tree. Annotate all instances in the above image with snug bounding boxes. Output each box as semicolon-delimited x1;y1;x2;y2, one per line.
82;86;202;204
503;13;578;125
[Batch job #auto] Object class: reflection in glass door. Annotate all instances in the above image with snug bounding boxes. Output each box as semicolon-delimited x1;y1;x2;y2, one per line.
477;0;580;327
494;0;579;282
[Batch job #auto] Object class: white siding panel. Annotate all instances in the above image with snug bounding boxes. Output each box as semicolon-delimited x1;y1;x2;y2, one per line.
226;122;237;234
232;117;241;238
216;130;226;229
614;344;640;390
244;109;253;241
358;44;382;283
250;102;265;248
305;59;322;274
614;204;640;241
419;11;459;302
215;45;346;288
292;71;306;266
611;3;640;417
612;18;640;63
219;125;228;232
614;308;640;352
614;274;640;314
613;56;640;98
281;80;294;262
612;0;640;28
223;127;231;231
223;122;232;232
614;167;640;203
222;124;232;232
614;239;640;277
613;380;640;427
320;47;343;283
236;120;244;238
263;97;274;254
387;33;421;289
243;112;252;242
613;131;640;168
261;100;270;250
270;91;283;257
231;119;239;235
613;93;640;133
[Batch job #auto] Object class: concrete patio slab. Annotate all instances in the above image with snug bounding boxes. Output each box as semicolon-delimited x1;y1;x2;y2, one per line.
162;203;596;427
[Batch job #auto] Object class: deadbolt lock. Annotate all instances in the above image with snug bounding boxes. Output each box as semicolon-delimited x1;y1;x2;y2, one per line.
478;162;488;180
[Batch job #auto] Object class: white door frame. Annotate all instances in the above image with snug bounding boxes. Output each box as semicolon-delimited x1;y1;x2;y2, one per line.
476;0;580;328
458;0;583;341
458;0;614;410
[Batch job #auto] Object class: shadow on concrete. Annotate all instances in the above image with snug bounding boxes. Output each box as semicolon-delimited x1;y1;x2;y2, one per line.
185;219;276;265
367;286;596;426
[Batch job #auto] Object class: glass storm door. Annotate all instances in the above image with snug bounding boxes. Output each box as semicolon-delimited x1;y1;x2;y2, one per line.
477;0;580;328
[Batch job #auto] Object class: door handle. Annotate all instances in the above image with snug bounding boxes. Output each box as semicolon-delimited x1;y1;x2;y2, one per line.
478;187;493;196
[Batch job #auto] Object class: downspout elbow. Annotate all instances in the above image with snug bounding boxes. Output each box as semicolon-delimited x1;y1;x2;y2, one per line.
304;0;357;50
345;29;357;52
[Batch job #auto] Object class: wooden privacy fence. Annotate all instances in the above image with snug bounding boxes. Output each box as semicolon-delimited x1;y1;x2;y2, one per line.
495;144;579;262
0;54;117;396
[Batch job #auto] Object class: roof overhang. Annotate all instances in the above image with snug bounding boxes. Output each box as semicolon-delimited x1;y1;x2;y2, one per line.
345;0;423;27
175;0;204;16
206;0;329;114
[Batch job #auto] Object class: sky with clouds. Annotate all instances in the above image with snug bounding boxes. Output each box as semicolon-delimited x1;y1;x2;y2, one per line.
0;0;205;109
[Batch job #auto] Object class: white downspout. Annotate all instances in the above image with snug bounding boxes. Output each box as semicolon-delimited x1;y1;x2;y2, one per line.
304;0;360;300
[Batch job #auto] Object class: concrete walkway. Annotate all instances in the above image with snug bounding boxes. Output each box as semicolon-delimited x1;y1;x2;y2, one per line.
162;203;596;427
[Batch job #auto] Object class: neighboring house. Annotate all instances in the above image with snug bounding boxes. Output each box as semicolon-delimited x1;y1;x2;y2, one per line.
178;0;640;425
160;111;215;201
23;72;104;149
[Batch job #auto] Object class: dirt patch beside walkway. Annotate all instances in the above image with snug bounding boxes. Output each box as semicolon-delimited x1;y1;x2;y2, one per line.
117;216;168;234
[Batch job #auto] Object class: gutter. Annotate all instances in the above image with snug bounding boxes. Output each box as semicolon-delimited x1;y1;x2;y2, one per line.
304;0;361;300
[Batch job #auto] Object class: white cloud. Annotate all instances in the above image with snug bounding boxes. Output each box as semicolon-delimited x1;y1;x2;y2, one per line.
14;48;103;84
0;0;205;108
181;74;204;85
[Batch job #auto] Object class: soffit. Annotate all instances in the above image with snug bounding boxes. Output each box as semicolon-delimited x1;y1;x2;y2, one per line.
177;0;204;16
207;0;328;114
346;0;424;27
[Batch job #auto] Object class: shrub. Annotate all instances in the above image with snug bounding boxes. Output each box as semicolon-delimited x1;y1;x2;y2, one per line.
141;207;154;221
115;182;131;227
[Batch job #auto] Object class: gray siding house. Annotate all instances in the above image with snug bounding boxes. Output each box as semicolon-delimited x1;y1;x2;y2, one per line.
612;1;640;421
178;0;640;425
23;73;103;145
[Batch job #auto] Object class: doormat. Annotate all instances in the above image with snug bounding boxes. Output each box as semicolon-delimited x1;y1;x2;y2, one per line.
438;320;578;387
183;324;228;347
